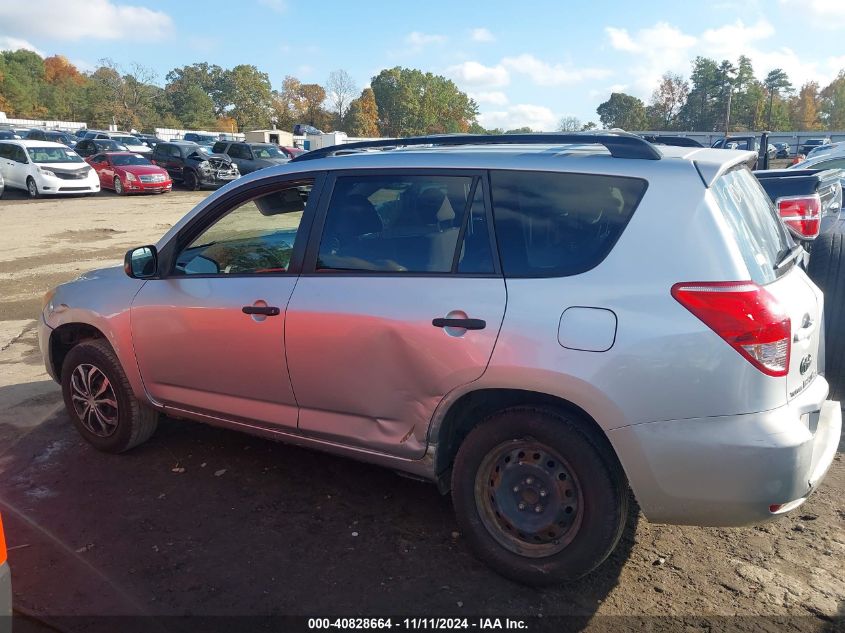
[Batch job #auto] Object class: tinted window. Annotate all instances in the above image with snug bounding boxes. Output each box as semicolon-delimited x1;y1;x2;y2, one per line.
13;146;28;163
712;167;792;284
0;144;11;159
175;183;312;276
490;170;647;277
228;144;251;159
211;142;228;154
317;174;476;273
169;145;183;158
816;158;845;169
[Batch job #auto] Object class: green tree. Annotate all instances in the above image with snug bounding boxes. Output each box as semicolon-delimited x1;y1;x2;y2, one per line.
0;49;47;117
370;66;478;136
222;64;273;131
167;82;216;129
678;57;720;131
763;68;793;128
165;63;227;117
819;71;845;130
596;92;646;130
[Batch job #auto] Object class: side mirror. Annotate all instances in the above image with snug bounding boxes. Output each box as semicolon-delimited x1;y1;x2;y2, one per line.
124;245;158;279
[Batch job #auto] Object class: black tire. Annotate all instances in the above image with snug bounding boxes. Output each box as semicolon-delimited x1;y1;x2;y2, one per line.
451;407;628;585
183;169;200;191
807;226;845;400
26;177;39;198
114;176;125;195
61;339;158;453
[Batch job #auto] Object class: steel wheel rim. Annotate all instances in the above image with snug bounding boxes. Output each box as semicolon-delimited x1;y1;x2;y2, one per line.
70;363;119;437
475;439;584;558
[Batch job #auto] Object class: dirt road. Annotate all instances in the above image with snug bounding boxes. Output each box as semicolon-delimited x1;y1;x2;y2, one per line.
0;192;842;631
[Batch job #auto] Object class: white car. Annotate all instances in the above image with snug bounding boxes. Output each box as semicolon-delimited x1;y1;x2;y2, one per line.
0;140;100;197
0;170;4;198
107;134;153;155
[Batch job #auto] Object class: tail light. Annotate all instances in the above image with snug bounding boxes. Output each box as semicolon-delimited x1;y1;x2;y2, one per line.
776;194;821;240
672;281;791;377
0;513;6;565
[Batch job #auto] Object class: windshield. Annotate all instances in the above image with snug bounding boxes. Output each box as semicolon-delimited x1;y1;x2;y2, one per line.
111;154;151;166
96;140;123;150
711;167;792;284
252;145;285;159
114;136;141;145
28;146;84;164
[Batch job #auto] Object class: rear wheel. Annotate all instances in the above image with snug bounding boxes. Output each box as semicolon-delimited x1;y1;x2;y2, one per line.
61;339;158;453
183;169;200;191
114;177;125;195
451;407;628;585
807;225;845;399
26;177;39;198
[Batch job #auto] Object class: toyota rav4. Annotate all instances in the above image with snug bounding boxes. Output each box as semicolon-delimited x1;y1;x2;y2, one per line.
39;133;841;585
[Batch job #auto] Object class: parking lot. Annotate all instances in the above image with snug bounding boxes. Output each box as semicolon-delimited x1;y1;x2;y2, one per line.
0;192;843;630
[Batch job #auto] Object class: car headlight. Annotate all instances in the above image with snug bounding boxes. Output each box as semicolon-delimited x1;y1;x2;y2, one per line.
42;288;56;313
125;172;137;182
38;167;56;178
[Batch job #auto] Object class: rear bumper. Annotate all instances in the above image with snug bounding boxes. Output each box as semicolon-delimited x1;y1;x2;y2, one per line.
609;376;841;526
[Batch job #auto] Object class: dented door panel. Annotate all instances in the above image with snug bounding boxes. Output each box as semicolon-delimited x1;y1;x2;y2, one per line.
285;277;506;458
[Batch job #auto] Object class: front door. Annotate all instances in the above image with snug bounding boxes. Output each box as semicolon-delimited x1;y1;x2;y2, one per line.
285;171;506;458
130;177;318;428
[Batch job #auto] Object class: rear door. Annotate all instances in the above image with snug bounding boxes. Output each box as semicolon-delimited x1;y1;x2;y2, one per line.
285;170;506;458
712;168;823;400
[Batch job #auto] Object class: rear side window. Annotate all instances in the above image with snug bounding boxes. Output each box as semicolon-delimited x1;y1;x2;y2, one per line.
711;167;792;284
211;142;228;154
490;170;647;277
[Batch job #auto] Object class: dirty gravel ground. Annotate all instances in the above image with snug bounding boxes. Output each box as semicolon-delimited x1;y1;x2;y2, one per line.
0;190;842;632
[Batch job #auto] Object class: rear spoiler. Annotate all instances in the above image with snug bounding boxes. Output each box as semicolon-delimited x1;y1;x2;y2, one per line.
694;151;758;187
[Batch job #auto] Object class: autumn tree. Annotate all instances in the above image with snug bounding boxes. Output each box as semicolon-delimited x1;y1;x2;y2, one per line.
345;87;380;136
790;82;821;130
596;92;646;130
221;64;273;131
646;72;689;129
819;71;845;130
43;55;86;120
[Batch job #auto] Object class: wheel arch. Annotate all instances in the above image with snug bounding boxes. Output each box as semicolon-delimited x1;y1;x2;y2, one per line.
49;322;109;381
431;387;621;488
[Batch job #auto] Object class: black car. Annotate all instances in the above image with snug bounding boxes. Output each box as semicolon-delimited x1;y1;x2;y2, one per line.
135;134;161;149
292;123;322;136
75;138;128;157
0;130;21;140
26;129;77;147
799;138;831;156
210;141;289;174
772;142;790;159
150;141;239;190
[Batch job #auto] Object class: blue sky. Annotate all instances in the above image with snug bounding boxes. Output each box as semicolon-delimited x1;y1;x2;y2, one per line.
2;0;844;129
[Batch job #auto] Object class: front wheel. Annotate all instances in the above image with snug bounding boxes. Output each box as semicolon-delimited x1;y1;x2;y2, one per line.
183;169;200;191
61;339;159;453
452;407;628;585
27;177;39;198
114;176;125;195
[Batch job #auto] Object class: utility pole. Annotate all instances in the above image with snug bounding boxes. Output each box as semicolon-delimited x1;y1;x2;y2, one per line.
725;88;733;137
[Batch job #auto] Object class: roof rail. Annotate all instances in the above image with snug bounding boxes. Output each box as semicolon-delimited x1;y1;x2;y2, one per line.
290;132;662;162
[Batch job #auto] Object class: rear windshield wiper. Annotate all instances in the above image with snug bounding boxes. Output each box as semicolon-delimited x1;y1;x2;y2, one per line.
774;243;803;270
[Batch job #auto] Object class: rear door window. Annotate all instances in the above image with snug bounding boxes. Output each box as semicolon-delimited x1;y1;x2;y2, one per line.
316;174;489;273
489;170;647;277
711;167;792;284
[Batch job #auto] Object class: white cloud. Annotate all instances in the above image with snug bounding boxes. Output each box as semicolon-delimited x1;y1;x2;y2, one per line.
0;36;43;55
446;61;510;88
470;28;495;43
781;0;845;28
470;91;509;106
258;0;287;13
478;104;558;131
601;19;838;99
406;31;446;47
502;54;612;86
0;0;172;41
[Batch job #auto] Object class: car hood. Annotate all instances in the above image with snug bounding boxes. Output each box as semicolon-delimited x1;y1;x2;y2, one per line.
39;163;92;173
116;165;169;176
125;144;152;153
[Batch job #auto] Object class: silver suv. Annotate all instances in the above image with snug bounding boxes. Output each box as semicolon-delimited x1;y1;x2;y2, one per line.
38;133;841;585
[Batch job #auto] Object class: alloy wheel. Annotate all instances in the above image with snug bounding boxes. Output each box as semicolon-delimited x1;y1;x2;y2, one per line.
69;363;119;437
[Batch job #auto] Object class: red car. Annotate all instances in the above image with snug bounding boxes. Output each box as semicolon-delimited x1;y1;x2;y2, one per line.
86;151;172;195
279;146;306;159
